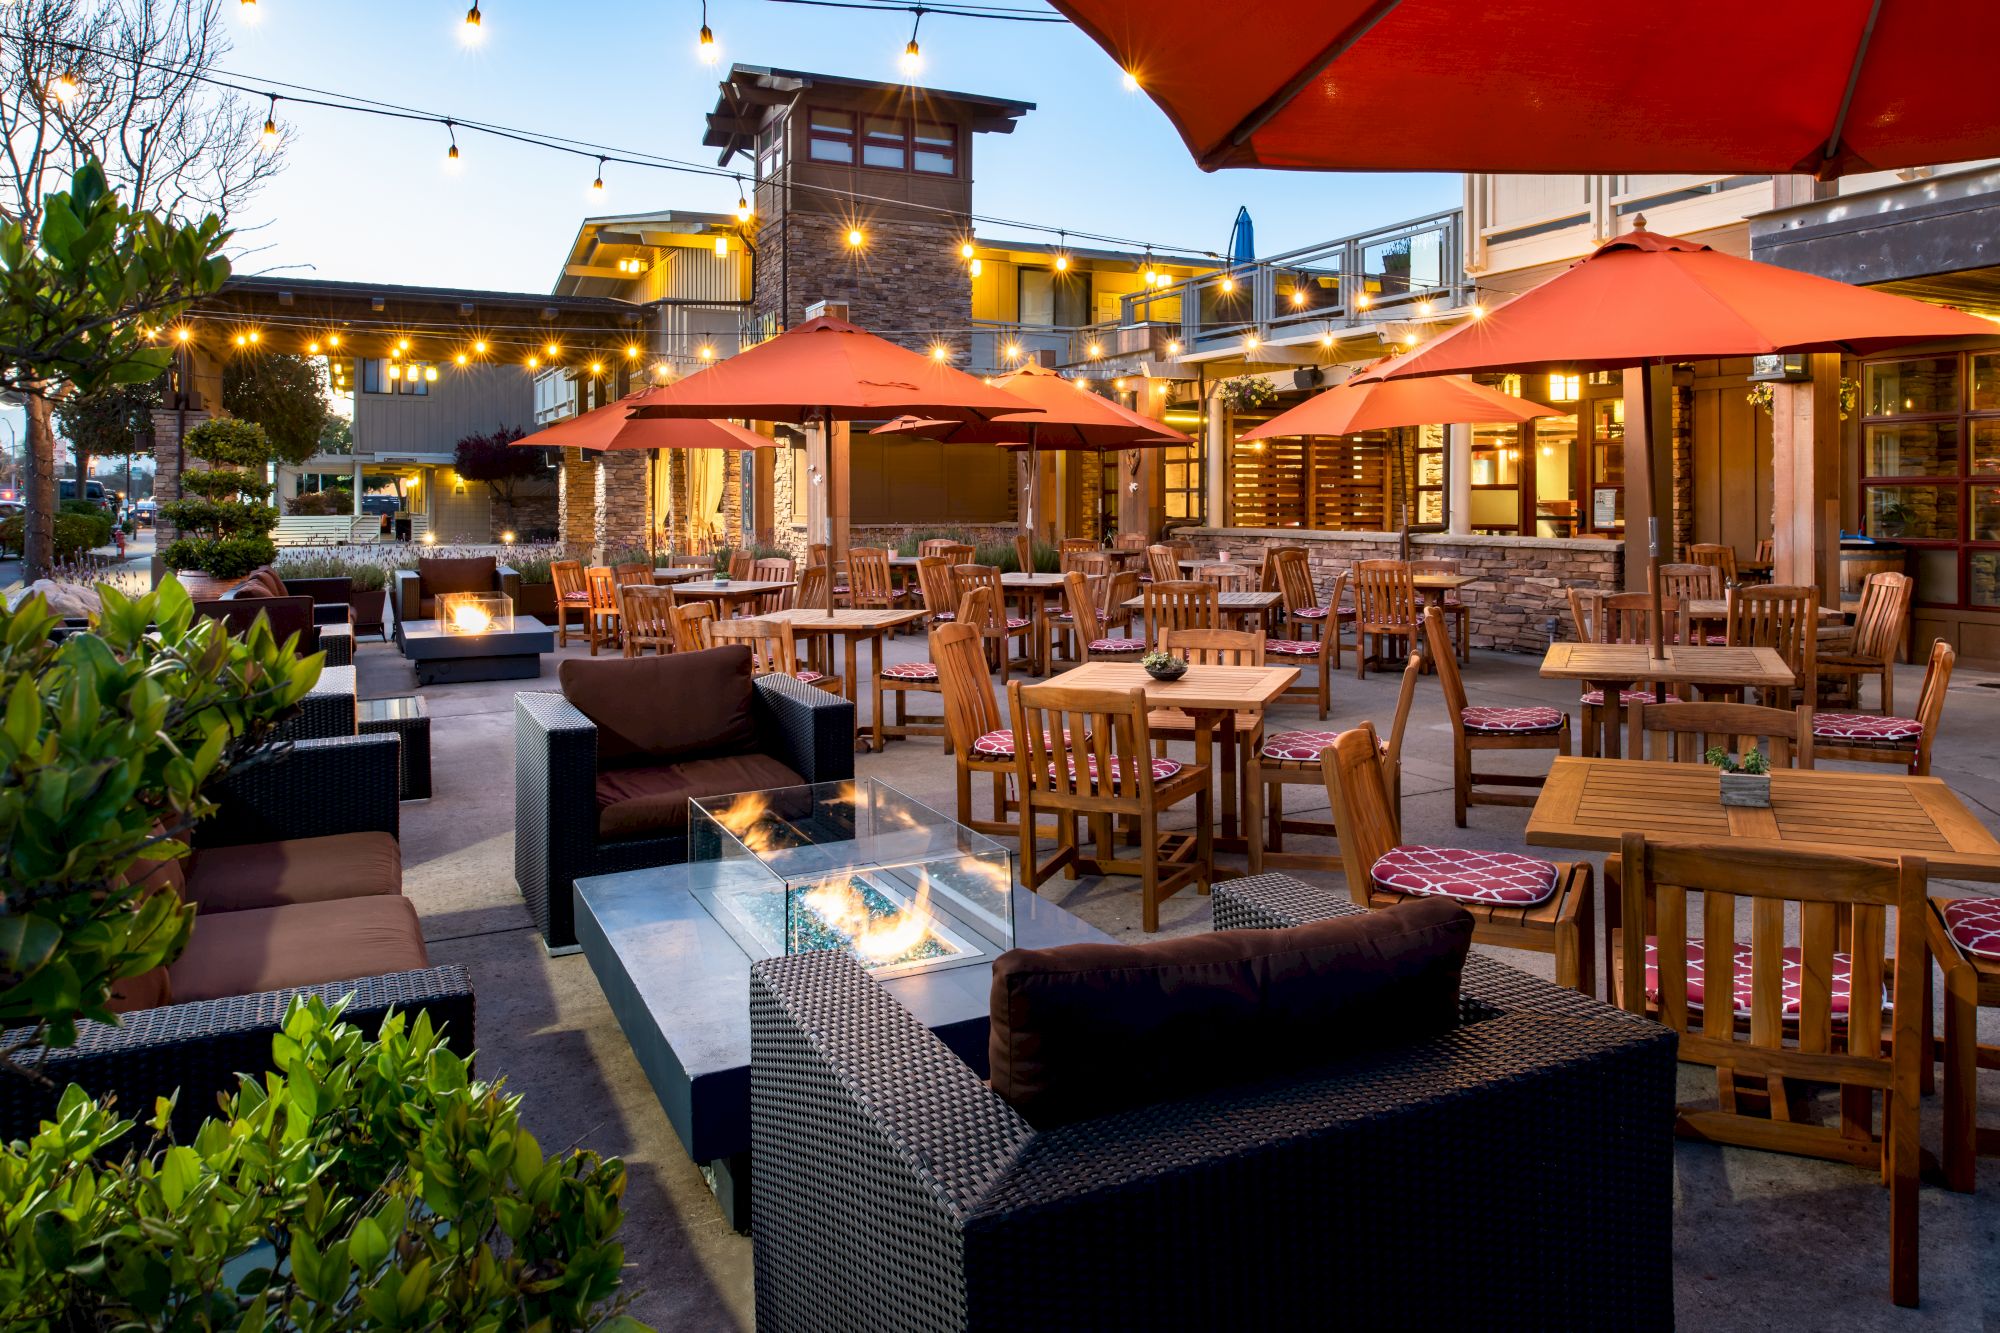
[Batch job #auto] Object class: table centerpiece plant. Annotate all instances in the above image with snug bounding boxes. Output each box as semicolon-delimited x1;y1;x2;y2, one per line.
1141;647;1188;682
1706;745;1772;807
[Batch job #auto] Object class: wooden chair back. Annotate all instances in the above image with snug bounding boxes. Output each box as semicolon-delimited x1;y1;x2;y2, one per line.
1169;539;1198;563
1113;531;1148;552
1143;580;1217;646
1754;538;1774;565
1566;587;1600;643
1158;626;1265;666
1909;639;1956;765
1409;556;1460;576
619;585;677;651
917;538;961;558
1058;537;1098;555
1659;562;1722;603
670;601;716;653
933;621;1004;752
585;566;620;616
1727;584;1819;692
1009;680;1161;816
750;557;795;612
614;561;652;589
1102;570;1140;624
1383;651;1424;802
552;559;588;604
1353;559;1417;628
951;566;1007;634
1688;543;1740;583
1320;723;1402;906
1269;547;1319;615
1421;604;1471;719
726;550;753;581
1013;532;1035;574
1850;572;1914;662
1062;570;1108;643
1069;551;1114;579
708;617;799;677
1625;700;1813;767
916;555;957;621
1601;592;1682;646
1144;544;1181;584
846;547;896;609
1197;563;1257;593
936;542;975;566
797;565;830;610
807;542;830;569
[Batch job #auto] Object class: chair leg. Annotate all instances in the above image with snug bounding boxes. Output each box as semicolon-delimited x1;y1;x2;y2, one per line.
1940;962;1977;1193
1453;739;1469;828
1581;704;1600;759
1139;806;1161;932
1193;783;1213;894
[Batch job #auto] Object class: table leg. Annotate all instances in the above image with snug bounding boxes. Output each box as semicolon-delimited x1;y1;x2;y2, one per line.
1587;678;1630;759
1216;710;1239;842
845;633;868;751
867;630;886;753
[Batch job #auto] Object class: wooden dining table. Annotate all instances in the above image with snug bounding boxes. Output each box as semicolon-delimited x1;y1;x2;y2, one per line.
667;579;795;613
651;565;711;585
1042;661;1298;850
1526;757;2000;881
1540;642;1795;758
1121;588;1282;635
752;606;928;751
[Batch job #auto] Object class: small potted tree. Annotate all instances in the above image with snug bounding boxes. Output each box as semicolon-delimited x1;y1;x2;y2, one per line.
1706;745;1772;807
158;417;279;596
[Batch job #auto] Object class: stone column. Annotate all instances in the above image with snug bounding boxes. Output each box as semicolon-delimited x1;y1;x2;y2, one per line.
1446;423;1472;535
1204;387;1228;533
149;406;211;551
592;449;651;560
557;447;594;551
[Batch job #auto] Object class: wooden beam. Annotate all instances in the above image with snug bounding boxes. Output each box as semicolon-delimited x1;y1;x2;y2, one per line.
1771;353;1841;596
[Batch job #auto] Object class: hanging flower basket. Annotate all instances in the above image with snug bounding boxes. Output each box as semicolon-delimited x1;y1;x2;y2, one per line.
1745;377;1858;420
1219;375;1278;413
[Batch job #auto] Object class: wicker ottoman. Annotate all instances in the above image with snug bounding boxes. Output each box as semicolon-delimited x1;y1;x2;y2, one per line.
358;695;431;800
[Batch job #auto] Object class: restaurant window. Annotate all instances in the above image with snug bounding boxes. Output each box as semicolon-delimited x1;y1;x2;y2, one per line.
862;116;907;170
1017;267;1090;328
1862;353;2000;608
913;121;957;175
1160;417;1205;524
360;358;429;396
1412;423;1447;526
1585;394;1626;534
806;109;855;164
1468;421;1522;533
756;120;785;180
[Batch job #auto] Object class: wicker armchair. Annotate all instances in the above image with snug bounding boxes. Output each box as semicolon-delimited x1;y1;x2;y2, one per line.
749;873;1675;1332
514;672;854;951
0;734;475;1144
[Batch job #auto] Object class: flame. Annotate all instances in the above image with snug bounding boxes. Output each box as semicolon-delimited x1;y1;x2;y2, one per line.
802;870;936;965
450;601;492;634
714;791;776;855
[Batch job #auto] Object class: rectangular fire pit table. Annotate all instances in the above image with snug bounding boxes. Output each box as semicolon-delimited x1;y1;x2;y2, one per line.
573;778;1107;1230
396;615;554;685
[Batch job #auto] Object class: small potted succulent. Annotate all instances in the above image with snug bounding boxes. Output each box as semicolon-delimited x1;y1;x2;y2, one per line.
1706;745;1772;807
1141;647;1188;682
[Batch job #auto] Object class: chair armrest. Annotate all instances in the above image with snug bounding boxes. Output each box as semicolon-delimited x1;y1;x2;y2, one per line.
394;569;423;624
496;565;521;605
198;734;400;848
752;673;855;785
514;691;601;949
0;965;474;1144
282;576;357;608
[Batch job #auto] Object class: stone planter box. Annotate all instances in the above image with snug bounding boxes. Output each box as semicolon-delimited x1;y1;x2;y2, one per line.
1718;772;1772;808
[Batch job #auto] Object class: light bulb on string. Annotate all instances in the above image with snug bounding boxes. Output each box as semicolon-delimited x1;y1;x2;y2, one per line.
260;95;278;149
50;71;80;107
714;234;729;257
589;361;604;376
1469;301;1486;319
424;366;438;382
238;0;259;22
846;226;865;249
1244;333;1259;352
1003;342;1021;361
590;156;605;195
175;327;192;344
1122;69;1140;92
308;339;321;354
1053;231;1069;274
735;176;752;223
625;344;640;359
900;8;923;78
1166;340;1181;355
526;355;540;369
930;343;948;363
462;2;482;42
697;0;718;63
544;341;559;358
473;339;488;354
327;333;341;348
443;120;461;171
1220;275;1235;294
698;345;715;362
454;352;468;367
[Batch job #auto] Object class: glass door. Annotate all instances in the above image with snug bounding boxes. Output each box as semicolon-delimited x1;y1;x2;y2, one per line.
1533;413;1578;537
1584;392;1626;535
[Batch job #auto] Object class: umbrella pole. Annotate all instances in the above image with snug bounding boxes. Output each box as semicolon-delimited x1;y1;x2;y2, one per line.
1641;368;1669;663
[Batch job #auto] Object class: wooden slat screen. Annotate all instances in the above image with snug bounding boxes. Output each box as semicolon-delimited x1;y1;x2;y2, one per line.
1229;433;1389;529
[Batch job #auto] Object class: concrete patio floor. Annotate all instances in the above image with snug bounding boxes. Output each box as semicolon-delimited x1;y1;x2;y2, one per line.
356;627;2000;1330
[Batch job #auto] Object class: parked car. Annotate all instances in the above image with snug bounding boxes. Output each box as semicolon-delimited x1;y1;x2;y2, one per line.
58;479;112;507
134;498;156;526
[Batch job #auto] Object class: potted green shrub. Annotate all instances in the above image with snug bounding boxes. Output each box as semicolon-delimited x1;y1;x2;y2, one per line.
1706;745;1772;807
158;417;280;594
510;548;558;618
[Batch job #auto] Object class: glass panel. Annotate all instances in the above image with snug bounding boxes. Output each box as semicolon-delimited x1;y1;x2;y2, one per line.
1864;357;1957;417
807;109;854;163
1864;484;1959;540
1590;396;1625;487
913;121;955;174
1018;269;1054;326
1416;490;1444;525
1915;547;1958;604
1864;422;1959;477
1534;414;1577;537
1470;423;1523;486
1971;551;2000;608
1972;420;2000;476
1970;352;2000;412
1974;485;2000;542
861;116;906;170
1469;489;1519;531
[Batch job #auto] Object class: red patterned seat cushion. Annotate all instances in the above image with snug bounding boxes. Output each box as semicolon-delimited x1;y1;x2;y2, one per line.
1261;730;1342;762
794;669;827;685
1088;638;1145;652
1371;846;1559;906
1292;606;1329;620
1813;712;1922;744
930;610;955;622
1642;938;1883;1018
831;584;850;594
1941;898;2000;961
1264;638;1324;656
1705;634;1730;646
970;728;1074;761
1004;616;1033;630
1050;754;1184;789
1579;688;1679;706
559;590;590;602
1461;705;1565;734
881;661;938;681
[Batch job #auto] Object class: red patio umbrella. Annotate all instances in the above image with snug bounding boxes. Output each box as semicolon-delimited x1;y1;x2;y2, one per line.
870;363;1188;536
1237;372;1559;441
1373;223;1998;652
1051;0;2000;177
510;401;775;452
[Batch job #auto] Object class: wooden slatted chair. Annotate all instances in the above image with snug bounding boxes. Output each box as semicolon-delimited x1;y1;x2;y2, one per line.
1323;722;1593;993
1069;550;1114;579
1574;592;1685;758
1113;531;1148;552
1058;536;1098;559
1257;650;1421;873
708;617;839;694
1811;638;1953;775
1614;837;1925;1307
1270;547;1348;670
934;620;1034;837
915;555;958;628
669;601;715;654
749;556;796;614
583;566;622;655
618;584;677;657
1148;627;1266;831
1099;569;1141;638
951;566;1035;679
1410;557;1471;663
1659;561;1723;603
1688;542;1740;585
1198;562;1258;593
551;559;590;647
1351;559;1419;679
1624;699;1813;767
1818;572;1913;712
725;550;753;581
845;547;899;613
1061;570;1144;664
1926;895;2000;1194
1726;583;1820;705
1013;532;1035;574
1144;543;1180;584
1142;579;1216;648
807;542;830;569
613;561;652;591
1425;605;1568;826
1564;586;1601;645
1008;678;1212;933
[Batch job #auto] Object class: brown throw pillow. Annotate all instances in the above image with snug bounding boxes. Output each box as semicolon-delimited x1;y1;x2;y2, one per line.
558;645;757;767
988;897;1474;1128
418;556;497;598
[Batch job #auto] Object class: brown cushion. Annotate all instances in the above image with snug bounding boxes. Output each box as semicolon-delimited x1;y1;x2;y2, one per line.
560;646;757;767
107;966;173;1013
988;897;1474;1128
185;831;401;914
595;752;803;841
418;556;497;598
167;896;429;1003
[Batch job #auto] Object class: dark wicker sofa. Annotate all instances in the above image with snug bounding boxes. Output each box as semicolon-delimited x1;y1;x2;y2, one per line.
515;658;854;952
749;873;1677;1333
0;734;473;1143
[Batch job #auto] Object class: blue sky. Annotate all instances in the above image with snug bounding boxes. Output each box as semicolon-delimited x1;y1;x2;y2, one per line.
222;0;1458;292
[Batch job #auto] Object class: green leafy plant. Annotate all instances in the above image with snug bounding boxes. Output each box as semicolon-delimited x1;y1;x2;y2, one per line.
0;579;321;1063
158;418;282;578
0;512;106;563
0;997;652;1331
1218;375;1278;412
271;551;391;593
1140;648;1185;674
223;352;331;466
1704;745;1770;775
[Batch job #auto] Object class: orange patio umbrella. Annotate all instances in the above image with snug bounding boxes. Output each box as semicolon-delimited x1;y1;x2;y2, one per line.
870;363;1188;535
1237;372;1559;442
1050;0;2000;177
510;400;775;452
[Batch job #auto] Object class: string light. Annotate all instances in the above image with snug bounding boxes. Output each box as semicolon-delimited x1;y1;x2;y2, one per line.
698;344;716;361
1290;288;1307;308
544;341;559;357
308;339;321;354
1220;275;1235;294
625;343;640;359
49;71;80;107
473;338;488;354
1356;293;1372;310
424;365;438;381
735;177;753;223
588;361;604;375
1416;297;1435;316
247;330;261;345
388;362;401;379
930;343;949;362
1166;339;1181;355
260;95;278;149
654;362;670;377
1087;341;1103;358
1244;333;1259;352
1003;342;1021;360
175;327;192;344
1141;251;1156;286
444;120;461;170
527;354;540;369
454;352;469;366
698;0;718;63
900;8;923;77
1469;301;1486;319
327;333;341;348
396;337;410;352
463;2;482;41
591;156;605;194
846;226;865;248
1122;69;1140;92
237;0;259;22
959;240;975;260
1319;329;1335;348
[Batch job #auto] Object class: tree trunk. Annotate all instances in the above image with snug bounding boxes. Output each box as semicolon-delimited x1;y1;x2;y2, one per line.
23;396;57;581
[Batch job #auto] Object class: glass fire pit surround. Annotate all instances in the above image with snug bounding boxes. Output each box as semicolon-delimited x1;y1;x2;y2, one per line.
688;779;1014;978
437;591;514;635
